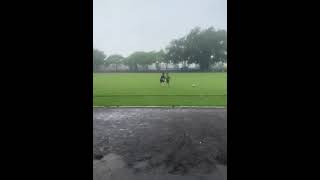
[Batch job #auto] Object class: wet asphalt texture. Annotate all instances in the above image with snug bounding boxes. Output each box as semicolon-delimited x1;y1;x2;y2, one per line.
93;108;227;180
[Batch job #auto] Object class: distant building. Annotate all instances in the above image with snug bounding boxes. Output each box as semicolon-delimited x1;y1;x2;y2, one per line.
105;64;129;71
103;62;203;72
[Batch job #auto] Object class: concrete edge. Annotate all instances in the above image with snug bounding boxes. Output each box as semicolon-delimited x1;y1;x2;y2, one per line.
93;106;226;109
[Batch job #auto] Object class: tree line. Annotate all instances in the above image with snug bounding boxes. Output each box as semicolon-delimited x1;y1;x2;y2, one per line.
93;26;227;72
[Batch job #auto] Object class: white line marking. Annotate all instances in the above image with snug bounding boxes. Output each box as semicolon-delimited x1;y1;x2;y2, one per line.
93;106;226;108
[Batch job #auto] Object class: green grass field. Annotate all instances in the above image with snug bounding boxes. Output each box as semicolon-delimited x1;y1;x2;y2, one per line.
93;73;227;106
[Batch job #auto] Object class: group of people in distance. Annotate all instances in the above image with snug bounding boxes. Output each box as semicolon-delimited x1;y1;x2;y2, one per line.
160;72;170;86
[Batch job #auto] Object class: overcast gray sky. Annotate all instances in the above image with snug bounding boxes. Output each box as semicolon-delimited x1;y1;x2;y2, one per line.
93;0;227;57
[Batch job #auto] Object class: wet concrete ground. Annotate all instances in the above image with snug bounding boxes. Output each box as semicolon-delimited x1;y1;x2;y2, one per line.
93;108;227;180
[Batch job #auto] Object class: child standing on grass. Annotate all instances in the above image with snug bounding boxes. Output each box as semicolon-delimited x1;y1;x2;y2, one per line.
160;72;165;86
166;72;170;86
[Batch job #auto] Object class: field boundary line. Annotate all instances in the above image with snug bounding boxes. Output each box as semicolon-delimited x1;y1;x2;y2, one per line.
93;94;227;97
93;106;226;109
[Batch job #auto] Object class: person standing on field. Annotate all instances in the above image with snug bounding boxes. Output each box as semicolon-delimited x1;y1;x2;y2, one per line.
166;72;170;86
160;72;165;86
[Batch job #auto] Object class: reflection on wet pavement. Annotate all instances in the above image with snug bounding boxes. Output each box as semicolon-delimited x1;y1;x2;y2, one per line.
93;108;227;179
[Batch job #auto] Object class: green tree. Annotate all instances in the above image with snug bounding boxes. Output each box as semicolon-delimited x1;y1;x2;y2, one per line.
124;51;157;71
105;54;124;72
155;50;165;71
166;38;187;65
93;48;106;72
123;52;139;71
165;27;227;71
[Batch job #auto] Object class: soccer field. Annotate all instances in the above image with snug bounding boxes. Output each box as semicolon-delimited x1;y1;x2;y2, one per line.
93;73;227;106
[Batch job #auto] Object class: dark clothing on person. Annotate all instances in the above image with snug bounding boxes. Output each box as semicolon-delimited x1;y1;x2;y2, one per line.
160;75;165;83
166;76;170;83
